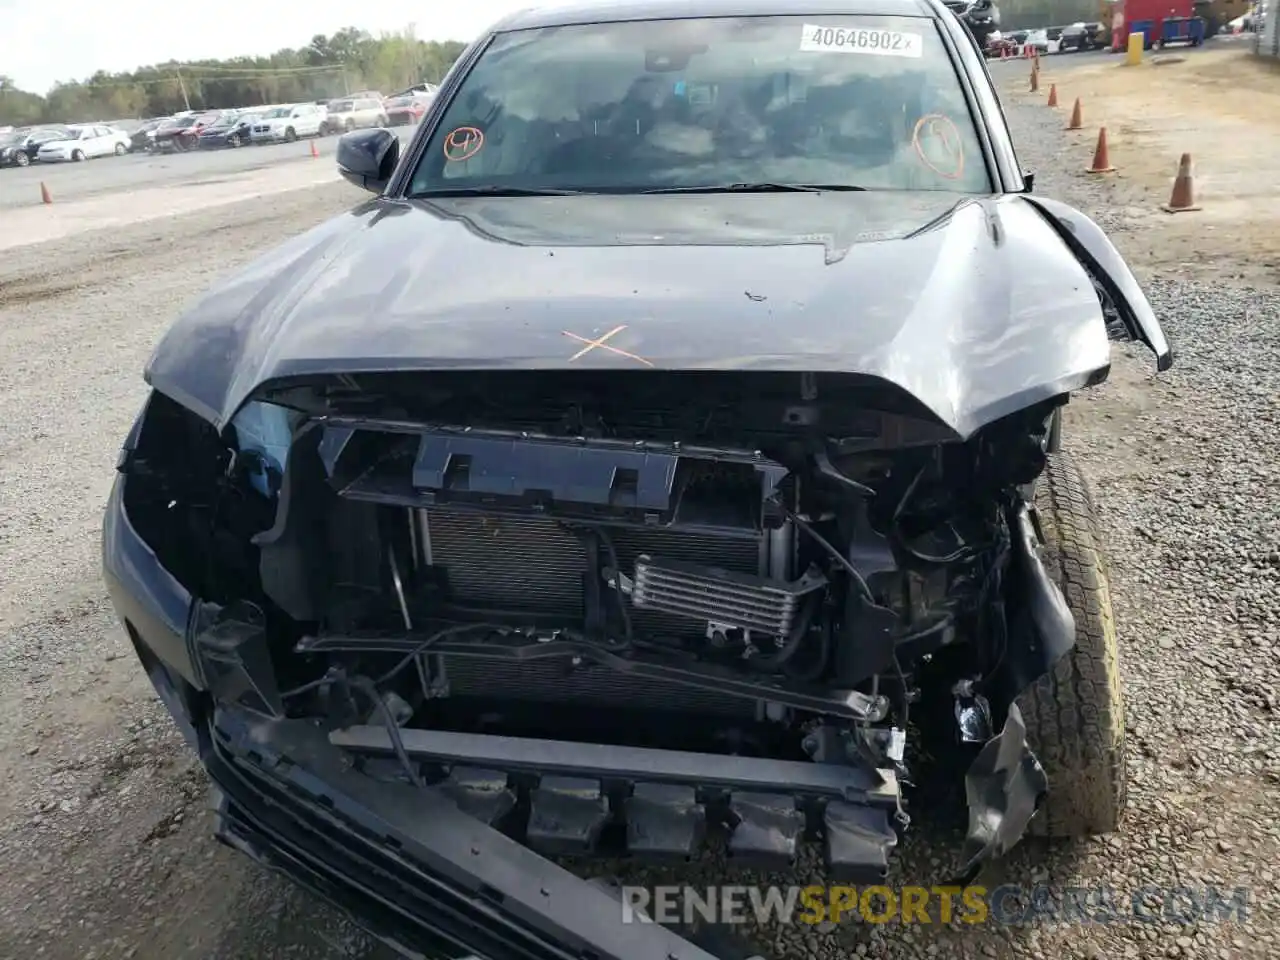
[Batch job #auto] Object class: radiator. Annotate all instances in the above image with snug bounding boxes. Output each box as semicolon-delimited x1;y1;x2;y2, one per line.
415;507;762;633
415;506;765;715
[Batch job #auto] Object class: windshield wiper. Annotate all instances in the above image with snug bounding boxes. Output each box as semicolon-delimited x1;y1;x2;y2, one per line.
409;186;584;198
641;182;868;194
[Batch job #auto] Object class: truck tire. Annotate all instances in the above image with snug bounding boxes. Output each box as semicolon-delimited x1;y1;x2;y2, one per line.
1017;452;1127;838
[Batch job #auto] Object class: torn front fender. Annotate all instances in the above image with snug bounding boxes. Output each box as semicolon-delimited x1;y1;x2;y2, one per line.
957;703;1048;878
1022;194;1174;372
957;502;1074;878
995;502;1077;702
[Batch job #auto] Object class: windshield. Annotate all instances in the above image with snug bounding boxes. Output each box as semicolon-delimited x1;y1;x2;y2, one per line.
262;107;290;119
387;97;412;107
409;14;989;196
330;100;354;112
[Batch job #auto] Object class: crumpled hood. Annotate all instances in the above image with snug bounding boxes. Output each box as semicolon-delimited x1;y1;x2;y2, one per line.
145;191;1111;439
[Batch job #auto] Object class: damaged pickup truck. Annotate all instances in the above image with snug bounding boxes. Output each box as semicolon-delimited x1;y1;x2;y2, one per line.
103;1;1173;957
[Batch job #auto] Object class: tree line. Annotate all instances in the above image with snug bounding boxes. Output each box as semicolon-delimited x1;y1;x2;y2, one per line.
0;27;468;126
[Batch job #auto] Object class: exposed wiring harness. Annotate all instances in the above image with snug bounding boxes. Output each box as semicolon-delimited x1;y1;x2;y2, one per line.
278;623;511;699
373;622;505;686
278;666;427;789
892;464;999;566
783;505;876;604
350;674;425;789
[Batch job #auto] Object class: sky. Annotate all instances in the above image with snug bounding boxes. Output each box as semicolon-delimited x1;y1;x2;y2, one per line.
0;0;531;93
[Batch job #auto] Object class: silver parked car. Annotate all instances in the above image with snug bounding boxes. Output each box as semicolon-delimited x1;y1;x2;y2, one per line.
322;96;388;135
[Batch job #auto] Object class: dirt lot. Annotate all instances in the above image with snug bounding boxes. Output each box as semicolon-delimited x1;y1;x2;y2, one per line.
1024;45;1280;286
1;44;1278;960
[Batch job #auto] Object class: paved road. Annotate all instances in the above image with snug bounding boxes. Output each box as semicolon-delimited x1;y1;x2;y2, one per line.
0;124;422;210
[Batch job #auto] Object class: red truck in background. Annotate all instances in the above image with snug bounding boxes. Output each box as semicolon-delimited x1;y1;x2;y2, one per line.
1108;0;1207;49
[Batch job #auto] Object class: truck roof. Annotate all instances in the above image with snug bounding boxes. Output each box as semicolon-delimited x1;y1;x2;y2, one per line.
496;0;943;31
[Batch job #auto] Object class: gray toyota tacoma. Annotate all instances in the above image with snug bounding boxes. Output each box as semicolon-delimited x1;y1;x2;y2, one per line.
104;0;1172;956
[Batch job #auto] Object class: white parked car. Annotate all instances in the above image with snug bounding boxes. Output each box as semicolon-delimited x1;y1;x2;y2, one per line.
1025;28;1051;53
322;96;388;135
35;124;131;162
249;103;327;143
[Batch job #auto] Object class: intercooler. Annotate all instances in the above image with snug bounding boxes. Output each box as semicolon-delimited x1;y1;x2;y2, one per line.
412;506;772;716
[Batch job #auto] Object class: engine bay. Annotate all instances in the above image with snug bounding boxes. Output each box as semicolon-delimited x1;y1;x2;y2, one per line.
121;370;1066;877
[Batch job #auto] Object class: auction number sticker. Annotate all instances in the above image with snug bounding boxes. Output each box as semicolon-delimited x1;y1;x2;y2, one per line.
799;24;924;58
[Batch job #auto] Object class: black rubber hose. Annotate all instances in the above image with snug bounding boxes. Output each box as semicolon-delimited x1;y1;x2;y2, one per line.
595;527;634;649
372;622;504;686
785;507;876;604
750;591;821;671
350;675;426;789
784;609;832;683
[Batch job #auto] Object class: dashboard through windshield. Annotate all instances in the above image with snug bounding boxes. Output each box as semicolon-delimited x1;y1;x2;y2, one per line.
408;14;991;196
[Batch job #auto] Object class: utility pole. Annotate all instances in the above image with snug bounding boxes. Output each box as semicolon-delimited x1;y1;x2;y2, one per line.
175;64;191;111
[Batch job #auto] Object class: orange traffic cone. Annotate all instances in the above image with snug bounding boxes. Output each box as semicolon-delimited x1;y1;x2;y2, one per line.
309;140;319;158
39;182;52;204
1087;127;1115;174
1162;153;1201;212
1047;83;1059;107
1066;98;1083;130
1030;65;1039;92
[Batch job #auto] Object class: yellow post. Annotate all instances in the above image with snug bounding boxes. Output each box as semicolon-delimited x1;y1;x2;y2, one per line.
1125;30;1144;65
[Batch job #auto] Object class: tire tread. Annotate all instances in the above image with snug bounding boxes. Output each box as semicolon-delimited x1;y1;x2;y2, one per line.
1018;453;1127;838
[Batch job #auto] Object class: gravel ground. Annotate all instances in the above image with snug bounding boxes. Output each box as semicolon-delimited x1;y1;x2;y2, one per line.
0;184;400;960
1;87;1278;960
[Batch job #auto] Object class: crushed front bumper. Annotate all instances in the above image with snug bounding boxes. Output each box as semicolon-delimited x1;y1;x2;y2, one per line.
104;458;1065;957
208;706;729;960
105;468;728;959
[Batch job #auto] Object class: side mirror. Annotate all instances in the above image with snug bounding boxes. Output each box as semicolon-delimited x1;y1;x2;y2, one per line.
1022;170;1036;192
337;128;400;195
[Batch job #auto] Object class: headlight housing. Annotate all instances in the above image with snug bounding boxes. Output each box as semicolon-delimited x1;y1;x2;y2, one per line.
119;390;280;601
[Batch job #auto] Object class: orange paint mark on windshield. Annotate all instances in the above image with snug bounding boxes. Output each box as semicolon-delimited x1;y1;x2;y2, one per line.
443;126;485;162
911;114;965;181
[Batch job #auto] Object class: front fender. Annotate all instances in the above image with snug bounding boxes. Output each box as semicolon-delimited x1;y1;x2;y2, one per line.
1021;195;1174;373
